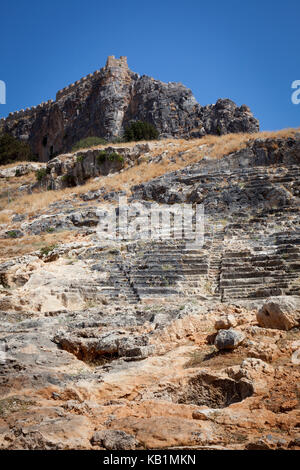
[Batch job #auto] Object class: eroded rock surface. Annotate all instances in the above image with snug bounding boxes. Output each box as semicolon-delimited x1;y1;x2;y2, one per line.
0;133;299;450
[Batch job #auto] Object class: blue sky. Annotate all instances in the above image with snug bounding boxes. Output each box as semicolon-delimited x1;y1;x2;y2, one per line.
0;0;299;130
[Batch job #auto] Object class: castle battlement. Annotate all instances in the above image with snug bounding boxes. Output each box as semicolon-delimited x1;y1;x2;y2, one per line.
3;100;54;122
55;68;102;101
1;56;129;123
105;55;128;70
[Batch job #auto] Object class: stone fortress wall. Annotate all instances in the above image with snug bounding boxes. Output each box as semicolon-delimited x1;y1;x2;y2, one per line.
0;100;54;123
55;56;128;101
0;56;128;124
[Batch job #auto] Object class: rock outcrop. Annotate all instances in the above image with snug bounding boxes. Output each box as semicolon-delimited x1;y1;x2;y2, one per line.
0;56;259;161
257;297;300;330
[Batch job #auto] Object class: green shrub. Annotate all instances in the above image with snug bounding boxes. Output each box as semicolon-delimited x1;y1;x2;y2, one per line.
76;154;84;163
6;230;18;238
0;133;34;165
123;121;159;142
108;152;124;162
71;136;107;152
96;150;108;164
35;168;47;182
61;173;76;187
96;151;124;164
40;244;57;256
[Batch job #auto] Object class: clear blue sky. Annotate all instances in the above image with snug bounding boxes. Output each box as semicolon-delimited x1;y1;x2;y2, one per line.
0;0;299;131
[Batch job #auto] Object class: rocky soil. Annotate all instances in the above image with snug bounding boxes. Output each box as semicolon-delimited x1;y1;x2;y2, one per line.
0;132;299;450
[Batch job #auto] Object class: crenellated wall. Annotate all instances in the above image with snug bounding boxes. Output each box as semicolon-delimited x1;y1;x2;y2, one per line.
55;70;101;101
1;56;129;123
55;56;128;101
1;100;54;123
105;55;128;69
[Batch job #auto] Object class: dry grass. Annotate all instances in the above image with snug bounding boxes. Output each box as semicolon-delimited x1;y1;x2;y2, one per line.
0;172;37;212
0;161;45;170
0;230;76;260
1;127;299;218
0;211;11;224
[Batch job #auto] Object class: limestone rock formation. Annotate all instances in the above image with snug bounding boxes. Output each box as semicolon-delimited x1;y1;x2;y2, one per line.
0;56;259;161
257;297;300;330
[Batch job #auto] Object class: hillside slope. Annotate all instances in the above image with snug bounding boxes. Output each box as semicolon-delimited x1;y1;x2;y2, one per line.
0;130;299;450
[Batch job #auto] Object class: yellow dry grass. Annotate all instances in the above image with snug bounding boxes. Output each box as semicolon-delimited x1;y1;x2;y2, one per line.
0;211;11;224
1;127;299;217
0;172;37;212
0;161;45;170
0;230;76;260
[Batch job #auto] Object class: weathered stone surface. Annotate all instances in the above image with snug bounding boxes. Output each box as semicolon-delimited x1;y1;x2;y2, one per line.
0;56;259;161
43;144;149;189
215;314;238;330
0;162;45;178
257;296;300;330
91;430;138;449
214;329;245;350
131;136;300;215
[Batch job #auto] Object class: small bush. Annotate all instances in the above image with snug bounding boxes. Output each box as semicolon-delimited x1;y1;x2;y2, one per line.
40;244;57;256
123;121;159;142
76;154;84;163
96;150;108;164
71;137;107;152
96;151;124;164
61;173;75;186
35;168;47;182
6;230;18;238
0;133;34;165
108;152;124;162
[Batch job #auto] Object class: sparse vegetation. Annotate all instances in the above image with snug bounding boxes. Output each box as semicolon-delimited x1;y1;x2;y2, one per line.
96;150;108;164
71;136;107;152
40;244;58;256
124;121;159;142
62;173;75;186
76;154;84;163
1;127;299;218
96;150;124;164
0;133;34;165
35;168;47;182
5;230;18;238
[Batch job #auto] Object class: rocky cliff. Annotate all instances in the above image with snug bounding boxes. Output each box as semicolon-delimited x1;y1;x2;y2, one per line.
0;56;259;161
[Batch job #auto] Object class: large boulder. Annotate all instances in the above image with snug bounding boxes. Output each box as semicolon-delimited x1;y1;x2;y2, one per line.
214;329;245;350
257;296;300;330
